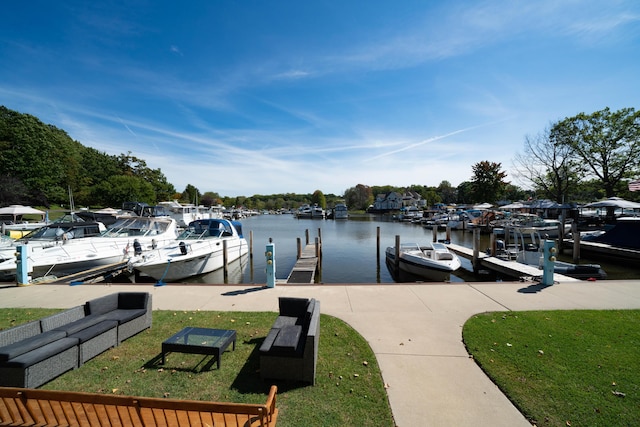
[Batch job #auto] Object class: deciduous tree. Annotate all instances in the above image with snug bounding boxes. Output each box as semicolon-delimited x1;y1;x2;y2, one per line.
551;107;640;198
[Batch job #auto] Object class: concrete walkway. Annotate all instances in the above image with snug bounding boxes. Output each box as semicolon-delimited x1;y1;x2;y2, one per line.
2;279;640;426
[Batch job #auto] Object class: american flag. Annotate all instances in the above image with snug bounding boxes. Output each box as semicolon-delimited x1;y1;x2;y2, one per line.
629;179;640;192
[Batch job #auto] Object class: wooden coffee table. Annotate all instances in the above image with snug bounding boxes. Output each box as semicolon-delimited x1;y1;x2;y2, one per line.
161;327;236;369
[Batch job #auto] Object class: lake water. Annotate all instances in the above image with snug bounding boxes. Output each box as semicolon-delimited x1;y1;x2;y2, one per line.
184;214;640;284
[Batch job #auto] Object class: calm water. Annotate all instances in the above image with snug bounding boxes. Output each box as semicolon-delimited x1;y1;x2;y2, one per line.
185;214;640;284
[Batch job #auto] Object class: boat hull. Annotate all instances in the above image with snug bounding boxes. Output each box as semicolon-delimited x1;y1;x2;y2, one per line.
385;244;461;282
134;238;248;282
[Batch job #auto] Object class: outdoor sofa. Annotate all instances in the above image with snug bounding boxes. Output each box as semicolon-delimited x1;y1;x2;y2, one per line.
259;297;320;385
0;292;152;388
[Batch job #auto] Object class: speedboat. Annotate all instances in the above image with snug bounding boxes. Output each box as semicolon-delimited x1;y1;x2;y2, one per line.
491;213;571;238
0;214;107;263
493;228;606;280
386;241;461;281
131;218;248;282
0;216;179;281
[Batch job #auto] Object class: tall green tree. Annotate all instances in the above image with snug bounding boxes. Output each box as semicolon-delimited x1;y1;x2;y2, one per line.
311;190;326;209
551;107;640;198
343;184;373;210
470;161;508;203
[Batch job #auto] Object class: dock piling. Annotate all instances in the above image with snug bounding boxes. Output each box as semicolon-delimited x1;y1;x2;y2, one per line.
572;222;580;263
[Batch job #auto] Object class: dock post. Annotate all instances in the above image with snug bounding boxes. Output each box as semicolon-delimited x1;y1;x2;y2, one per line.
490;231;496;256
394;235;400;271
222;240;228;280
296;237;302;259
305;229;310;245
472;227;480;270
315;236;321;279
266;238;276;288
446;226;451;242
557;222;565;254
572;222;580;263
376;226;381;262
249;230;254;260
432;225;437;242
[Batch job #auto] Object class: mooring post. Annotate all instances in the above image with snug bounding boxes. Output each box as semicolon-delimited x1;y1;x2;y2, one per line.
249;230;254;260
432;225;437;242
572;221;580;263
394;235;400;271
376;226;381;261
490;231;496;257
472;227;480;270
296;237;301;259
266;238;276;288
446;226;451;242
305;229;309;245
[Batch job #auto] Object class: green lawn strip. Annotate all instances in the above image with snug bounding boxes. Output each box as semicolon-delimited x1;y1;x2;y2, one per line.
2;308;394;427
463;310;640;427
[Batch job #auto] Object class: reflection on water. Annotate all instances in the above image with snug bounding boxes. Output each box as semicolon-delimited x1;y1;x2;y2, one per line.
179;214;640;284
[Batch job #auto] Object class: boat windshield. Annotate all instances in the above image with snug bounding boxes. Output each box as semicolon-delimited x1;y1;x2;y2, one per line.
100;218;169;237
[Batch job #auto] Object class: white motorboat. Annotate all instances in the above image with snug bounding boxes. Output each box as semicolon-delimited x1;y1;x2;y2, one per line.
493;228;606;280
332;203;349;219
296;204;324;219
0;214;107;263
0;216;179;281
131;219;248;282
385;241;461;281
491;213;571;238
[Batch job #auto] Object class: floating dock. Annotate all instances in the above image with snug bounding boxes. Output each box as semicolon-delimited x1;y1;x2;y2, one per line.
286;243;320;283
446;243;579;282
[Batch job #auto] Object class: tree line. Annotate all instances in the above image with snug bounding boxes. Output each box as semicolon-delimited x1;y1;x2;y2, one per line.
1;105;638;212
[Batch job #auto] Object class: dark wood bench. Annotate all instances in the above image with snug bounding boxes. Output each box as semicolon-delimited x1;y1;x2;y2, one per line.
0;385;278;427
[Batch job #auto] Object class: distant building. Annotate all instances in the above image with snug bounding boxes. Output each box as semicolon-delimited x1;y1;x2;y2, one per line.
371;191;425;212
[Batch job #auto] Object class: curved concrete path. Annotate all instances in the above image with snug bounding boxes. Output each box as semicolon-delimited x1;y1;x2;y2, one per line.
2;280;639;426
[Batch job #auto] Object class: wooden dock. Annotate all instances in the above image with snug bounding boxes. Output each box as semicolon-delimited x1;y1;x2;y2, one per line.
447;243;579;282
286;243;321;283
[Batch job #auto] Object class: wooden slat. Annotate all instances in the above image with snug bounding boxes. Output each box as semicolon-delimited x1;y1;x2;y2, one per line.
0;386;278;427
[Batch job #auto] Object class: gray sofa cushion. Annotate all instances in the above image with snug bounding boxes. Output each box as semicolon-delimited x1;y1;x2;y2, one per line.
118;292;149;310
69;320;118;343
0;330;67;362
273;325;303;352
85;293;119;316
278;297;309;317
272;315;301;329
99;308;146;324
4;337;78;368
52;315;106;336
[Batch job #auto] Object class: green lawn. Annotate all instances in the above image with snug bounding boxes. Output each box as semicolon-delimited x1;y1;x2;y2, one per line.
1;308;394;427
463;310;640;427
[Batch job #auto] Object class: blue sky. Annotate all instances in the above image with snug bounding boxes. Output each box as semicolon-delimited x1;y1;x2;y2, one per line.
2;1;639;197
